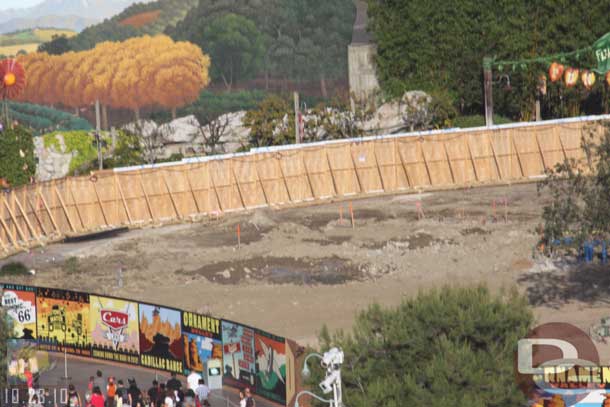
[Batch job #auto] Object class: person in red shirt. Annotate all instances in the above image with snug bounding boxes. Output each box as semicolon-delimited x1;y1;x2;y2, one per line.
91;387;105;407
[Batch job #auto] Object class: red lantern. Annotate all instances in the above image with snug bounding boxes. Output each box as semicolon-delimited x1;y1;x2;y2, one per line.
606;71;610;86
549;62;564;82
581;70;596;89
564;68;579;87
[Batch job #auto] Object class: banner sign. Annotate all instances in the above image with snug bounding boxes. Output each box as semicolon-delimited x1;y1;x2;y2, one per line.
594;32;610;74
36;288;90;356
139;303;184;373
90;295;140;365
1;284;37;339
254;330;287;404
181;311;222;374
221;320;256;389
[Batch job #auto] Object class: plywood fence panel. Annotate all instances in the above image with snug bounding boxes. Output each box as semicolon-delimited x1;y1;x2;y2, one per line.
468;133;498;182
139;171;174;220
397;139;430;187
187;164;218;214
421;137;453;186
164;168;198;217
52;179;80;233
350;141;384;193
489;130;520;180
255;154;290;206
536;126;565;171
6;191;29;243
209;160;243;212
443;134;476;185
513;131;544;177
36;182;59;235
303;148;335;199
373;139;407;192
326;144;359;196
279;151;313;203
233;157;267;209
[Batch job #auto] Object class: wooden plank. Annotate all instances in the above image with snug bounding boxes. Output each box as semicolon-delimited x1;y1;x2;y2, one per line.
535;133;548;171
2;196;27;242
301;154;316;198
230;161;247;210
162;172;182;219
92;181;109;226
115;174;133;224
397;143;412;188
26;195;48;237
55;186;77;233
325;147;339;196
38;190;60;235
67;180;85;230
14;195;43;246
511;133;525;177
420;138;433;185
466;137;479;182
139;174;155;221
443;141;456;184
254;161;270;206
277;158;293;203
209;165;224;212
488;134;503;180
349;147;364;193
0;213;18;248
0;226;8;252
184;169;201;214
373;142;386;192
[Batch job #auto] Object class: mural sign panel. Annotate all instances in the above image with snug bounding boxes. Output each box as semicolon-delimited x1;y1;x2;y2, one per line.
90;295;140;365
221;320;256;389
182;311;222;374
254;330;287;404
139;303;183;373
1;284;36;339
6;339;51;386
36;288;90;356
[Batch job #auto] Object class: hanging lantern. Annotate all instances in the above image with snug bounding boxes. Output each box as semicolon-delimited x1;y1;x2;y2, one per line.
606;71;610;86
537;74;547;95
549;62;564;82
581;70;596;89
564;68;579;87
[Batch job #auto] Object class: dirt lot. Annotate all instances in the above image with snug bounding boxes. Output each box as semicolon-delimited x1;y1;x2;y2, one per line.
4;182;610;359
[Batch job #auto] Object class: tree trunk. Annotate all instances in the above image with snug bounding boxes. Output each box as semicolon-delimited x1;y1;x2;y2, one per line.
74;107;79;117
102;104;108;130
320;74;328;98
171;107;177;120
134;108;140;122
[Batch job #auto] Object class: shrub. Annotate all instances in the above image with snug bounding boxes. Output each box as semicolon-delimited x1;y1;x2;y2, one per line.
43;131;101;174
0;262;29;276
313;285;532;407
453;114;513;128
0;126;36;187
8;101;92;135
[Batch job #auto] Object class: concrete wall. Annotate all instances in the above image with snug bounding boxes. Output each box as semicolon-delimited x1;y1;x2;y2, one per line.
348;43;379;102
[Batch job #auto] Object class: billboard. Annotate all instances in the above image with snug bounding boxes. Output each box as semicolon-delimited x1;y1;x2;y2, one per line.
36;288;90;356
6;339;51;386
139;303;183;373
221;320;256;389
182;311;222;374
90;295;140;365
255;330;287;404
1;284;36;339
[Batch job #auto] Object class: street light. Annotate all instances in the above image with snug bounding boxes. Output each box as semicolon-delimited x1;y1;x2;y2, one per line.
294;347;344;407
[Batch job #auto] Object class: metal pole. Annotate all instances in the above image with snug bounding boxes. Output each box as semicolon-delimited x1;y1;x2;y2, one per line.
294;92;300;144
483;57;494;127
95;99;102;170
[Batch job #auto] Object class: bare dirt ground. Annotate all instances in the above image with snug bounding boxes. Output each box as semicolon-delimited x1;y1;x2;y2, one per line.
4;182;610;360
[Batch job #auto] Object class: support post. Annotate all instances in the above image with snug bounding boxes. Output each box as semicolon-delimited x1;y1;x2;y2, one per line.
483;57;494;127
95;99;103;170
294;92;300;144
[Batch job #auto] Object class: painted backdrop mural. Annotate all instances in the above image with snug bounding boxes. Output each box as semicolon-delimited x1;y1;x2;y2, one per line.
182;311;222;374
1;284;36;339
139;303;183;373
255;330;287;404
90;295;140;365
222;320;256;389
36;288;91;356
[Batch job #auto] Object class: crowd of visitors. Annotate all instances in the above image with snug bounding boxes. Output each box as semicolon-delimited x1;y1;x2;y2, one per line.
25;369;256;407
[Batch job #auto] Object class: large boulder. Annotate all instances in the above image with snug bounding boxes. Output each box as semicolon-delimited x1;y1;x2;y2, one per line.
34;135;74;181
362;90;431;133
159;115;200;144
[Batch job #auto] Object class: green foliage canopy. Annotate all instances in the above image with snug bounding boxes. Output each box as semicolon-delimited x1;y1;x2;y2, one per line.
314;286;533;407
0;126;36;187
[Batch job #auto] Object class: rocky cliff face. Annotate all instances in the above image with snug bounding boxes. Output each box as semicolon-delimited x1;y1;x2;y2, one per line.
34;135;73;182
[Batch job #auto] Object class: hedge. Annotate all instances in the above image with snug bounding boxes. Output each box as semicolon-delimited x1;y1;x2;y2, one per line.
0;126;36;187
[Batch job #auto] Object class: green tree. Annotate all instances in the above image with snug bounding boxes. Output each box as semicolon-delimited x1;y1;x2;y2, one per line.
539;122;610;246
199;13;265;90
38;34;73;55
367;0;610;119
0;307;10;386
243;95;294;147
0;126;36;187
312;286;532;407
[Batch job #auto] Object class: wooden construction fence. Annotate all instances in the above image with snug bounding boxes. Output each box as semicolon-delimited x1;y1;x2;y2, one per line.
0;116;606;256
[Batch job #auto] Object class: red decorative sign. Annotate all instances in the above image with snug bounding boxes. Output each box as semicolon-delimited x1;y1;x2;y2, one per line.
549;62;564;82
101;310;128;330
224;342;241;354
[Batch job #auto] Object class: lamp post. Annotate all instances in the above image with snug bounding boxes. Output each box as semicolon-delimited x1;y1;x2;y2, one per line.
294;347;344;407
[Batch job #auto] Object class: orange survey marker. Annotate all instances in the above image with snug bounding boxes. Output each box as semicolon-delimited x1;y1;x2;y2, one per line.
416;201;425;220
349;202;355;229
237;223;241;249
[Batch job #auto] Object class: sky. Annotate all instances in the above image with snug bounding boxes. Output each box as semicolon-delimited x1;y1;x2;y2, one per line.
0;0;43;10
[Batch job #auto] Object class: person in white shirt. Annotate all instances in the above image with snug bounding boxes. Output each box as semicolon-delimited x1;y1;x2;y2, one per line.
187;371;202;392
239;391;246;407
195;379;209;407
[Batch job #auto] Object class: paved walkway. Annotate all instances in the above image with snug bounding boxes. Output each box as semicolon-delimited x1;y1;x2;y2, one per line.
35;353;282;407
